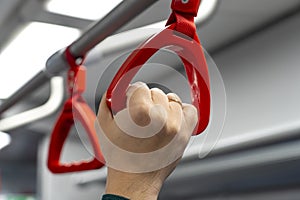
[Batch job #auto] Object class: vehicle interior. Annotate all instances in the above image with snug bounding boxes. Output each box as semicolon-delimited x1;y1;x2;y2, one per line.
0;0;300;199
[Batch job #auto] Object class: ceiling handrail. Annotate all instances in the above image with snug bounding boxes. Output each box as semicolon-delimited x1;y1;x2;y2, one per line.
0;0;160;115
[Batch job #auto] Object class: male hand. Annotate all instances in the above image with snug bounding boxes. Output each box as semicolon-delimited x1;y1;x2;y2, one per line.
96;82;198;200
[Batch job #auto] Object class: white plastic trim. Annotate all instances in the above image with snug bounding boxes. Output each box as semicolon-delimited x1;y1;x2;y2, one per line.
0;77;64;131
0;131;11;149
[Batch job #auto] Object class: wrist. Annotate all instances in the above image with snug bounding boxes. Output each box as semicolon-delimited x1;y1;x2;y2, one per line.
105;168;162;200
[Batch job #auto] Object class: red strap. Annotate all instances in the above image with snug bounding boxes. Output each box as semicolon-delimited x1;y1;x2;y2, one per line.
106;0;210;135
47;47;104;174
166;0;201;39
171;0;201;16
65;47;87;95
65;46;85;68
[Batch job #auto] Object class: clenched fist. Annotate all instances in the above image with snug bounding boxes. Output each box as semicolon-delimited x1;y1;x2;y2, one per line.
95;82;198;200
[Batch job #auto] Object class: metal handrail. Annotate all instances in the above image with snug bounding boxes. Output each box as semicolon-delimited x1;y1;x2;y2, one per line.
90;0;219;58
0;0;159;114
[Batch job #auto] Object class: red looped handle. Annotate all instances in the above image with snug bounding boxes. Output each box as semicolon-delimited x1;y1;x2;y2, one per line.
47;50;104;173
106;0;210;135
47;97;104;173
106;28;210;135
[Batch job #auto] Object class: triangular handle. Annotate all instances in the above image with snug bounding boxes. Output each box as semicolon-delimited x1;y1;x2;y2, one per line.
47;98;104;173
106;28;210;135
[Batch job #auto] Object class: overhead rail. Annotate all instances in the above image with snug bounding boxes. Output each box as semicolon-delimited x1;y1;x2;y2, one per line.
0;0;159;114
0;0;219;115
90;0;219;59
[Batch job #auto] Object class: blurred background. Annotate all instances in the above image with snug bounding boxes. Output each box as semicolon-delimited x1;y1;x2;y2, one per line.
0;0;300;199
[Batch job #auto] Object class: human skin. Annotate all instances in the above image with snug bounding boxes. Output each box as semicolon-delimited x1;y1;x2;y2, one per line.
96;82;198;200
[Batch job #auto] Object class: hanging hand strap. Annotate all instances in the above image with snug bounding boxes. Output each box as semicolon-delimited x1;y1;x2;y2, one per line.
106;0;210;135
47;47;104;173
166;0;201;40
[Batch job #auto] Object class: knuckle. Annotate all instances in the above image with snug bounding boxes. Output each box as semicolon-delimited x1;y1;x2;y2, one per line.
165;123;181;136
183;104;198;119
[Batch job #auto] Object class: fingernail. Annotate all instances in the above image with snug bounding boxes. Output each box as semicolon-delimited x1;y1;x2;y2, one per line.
167;93;182;103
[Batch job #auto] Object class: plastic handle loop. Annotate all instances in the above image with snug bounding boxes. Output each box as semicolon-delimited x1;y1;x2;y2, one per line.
106;0;210;135
47;49;104;173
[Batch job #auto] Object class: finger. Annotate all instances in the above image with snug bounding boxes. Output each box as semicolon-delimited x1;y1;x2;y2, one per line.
150;88;169;108
126;82;152;108
167;93;182;107
166;101;183;136
126;82;147;99
126;82;152;126
182;103;198;132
